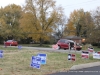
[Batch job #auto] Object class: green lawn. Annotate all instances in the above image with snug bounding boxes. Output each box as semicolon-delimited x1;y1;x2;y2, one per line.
93;46;100;51
0;46;100;75
82;44;100;52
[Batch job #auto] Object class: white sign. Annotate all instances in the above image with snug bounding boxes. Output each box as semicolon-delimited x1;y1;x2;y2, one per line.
93;52;100;59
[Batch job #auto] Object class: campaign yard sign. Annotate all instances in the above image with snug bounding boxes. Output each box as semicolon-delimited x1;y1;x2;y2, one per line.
0;50;3;58
93;52;100;59
68;54;75;61
18;45;22;50
88;47;94;52
81;51;89;59
52;44;59;50
68;54;71;60
71;54;75;61
37;53;47;65
30;56;41;69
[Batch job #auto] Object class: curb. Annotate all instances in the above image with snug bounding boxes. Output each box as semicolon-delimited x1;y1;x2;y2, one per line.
70;62;100;70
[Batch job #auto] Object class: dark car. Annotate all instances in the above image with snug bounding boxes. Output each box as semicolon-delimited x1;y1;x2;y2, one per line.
56;39;74;50
4;40;18;46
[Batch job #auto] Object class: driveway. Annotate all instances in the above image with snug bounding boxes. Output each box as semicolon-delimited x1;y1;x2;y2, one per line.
21;46;82;54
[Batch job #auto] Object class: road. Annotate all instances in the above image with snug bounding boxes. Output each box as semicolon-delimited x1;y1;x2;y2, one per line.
47;66;100;75
5;45;82;54
7;45;91;55
22;46;82;54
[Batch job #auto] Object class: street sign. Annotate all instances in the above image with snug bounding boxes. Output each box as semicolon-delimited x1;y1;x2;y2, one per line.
30;56;41;69
0;50;3;58
37;53;47;65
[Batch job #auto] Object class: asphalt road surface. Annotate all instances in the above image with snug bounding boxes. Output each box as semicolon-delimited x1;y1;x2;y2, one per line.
6;46;84;54
21;46;82;54
47;66;100;75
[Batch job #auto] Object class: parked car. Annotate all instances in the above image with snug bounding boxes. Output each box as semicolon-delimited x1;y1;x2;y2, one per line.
56;39;82;50
56;39;74;50
4;40;18;46
74;44;82;51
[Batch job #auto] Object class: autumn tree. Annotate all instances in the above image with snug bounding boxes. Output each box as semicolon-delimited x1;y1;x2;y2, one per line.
0;7;6;36
0;4;22;40
0;7;7;43
65;9;94;38
89;6;100;45
64;18;75;36
20;0;65;45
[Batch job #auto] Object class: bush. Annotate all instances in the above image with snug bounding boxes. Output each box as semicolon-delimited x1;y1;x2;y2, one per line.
91;43;98;46
43;41;50;44
90;42;100;48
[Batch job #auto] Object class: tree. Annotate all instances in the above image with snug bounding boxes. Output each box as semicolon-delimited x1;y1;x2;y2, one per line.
90;6;100;45
65;9;94;38
20;0;65;46
0;4;22;40
53;7;67;39
64;18;75;36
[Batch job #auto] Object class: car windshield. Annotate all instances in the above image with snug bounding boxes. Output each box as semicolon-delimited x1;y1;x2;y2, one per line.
59;39;66;43
7;40;13;42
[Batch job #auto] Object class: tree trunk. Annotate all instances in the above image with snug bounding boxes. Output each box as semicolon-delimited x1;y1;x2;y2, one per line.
98;40;100;48
39;37;43;46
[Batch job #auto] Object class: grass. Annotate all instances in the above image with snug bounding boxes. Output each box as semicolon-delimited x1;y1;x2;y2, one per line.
0;46;100;75
82;44;100;51
93;46;100;51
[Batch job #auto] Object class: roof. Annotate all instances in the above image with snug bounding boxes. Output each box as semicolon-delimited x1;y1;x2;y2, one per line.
64;36;82;40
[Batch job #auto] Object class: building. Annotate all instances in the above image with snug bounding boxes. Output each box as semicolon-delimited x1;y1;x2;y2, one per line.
64;36;82;44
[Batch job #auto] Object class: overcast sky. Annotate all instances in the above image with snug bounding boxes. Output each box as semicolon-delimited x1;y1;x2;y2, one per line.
0;0;100;17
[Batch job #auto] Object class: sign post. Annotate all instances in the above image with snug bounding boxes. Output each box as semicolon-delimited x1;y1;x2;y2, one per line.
69;43;70;53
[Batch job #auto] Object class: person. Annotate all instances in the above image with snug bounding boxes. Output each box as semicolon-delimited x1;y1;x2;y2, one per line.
4;41;7;48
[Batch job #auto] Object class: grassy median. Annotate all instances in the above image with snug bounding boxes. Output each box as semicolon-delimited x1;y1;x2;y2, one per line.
0;46;99;75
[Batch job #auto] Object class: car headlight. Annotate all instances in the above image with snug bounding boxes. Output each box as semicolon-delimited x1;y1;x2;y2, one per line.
80;46;82;47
